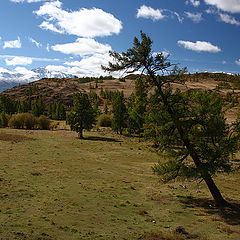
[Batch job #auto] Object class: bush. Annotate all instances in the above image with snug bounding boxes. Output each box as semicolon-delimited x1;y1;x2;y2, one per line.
9;114;24;129
97;114;112;127
9;113;36;129
24;113;37;129
49;120;60;130
38;115;51;130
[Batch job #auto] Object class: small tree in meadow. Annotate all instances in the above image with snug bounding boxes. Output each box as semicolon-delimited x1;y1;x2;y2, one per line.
67;93;96;139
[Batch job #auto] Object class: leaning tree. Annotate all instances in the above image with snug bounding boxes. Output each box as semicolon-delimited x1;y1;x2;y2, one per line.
102;31;239;208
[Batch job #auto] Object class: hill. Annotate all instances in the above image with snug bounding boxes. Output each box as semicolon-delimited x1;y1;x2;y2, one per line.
1;72;240;110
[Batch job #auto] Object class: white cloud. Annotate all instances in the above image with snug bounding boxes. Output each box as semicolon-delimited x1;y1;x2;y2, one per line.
137;5;165;21
64;53;129;78
152;50;170;58
204;0;240;13
235;59;240;66
51;38;111;57
0;54;59;62
5;56;33;66
186;0;200;7
14;67;38;78
219;13;240;26
137;5;183;23
185;12;203;22
3;37;21;49
35;1;122;37
29;37;42;48
178;40;221;52
39;21;64;34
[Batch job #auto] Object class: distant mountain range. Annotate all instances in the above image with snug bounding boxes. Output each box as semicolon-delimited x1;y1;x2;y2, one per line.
0;67;75;92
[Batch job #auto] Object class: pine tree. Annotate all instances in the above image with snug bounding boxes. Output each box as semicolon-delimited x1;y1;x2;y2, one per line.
102;31;239;208
127;78;148;135
111;91;127;134
66;93;96;139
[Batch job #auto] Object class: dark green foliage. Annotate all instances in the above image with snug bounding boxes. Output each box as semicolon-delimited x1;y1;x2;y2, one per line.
0;112;9;127
18;100;31;113
77;75;113;84
32;97;45;117
0;95;18;114
111;91;128;134
127;78;148;135
146;89;238;181
48;102;66;120
66;92;96;138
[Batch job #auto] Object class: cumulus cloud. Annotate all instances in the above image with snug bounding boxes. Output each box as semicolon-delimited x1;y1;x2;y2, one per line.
29;37;42;48
204;0;240;13
5;56;32;66
185;12;203;22
236;59;240;66
3;37;21;49
51;38;111;57
0;54;59;63
137;5;165;21
186;0;200;7
137;5;183;23
178;40;221;52
35;1;122;37
219;13;240;26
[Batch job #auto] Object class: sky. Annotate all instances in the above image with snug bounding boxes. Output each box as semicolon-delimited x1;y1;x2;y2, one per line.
1;0;240;79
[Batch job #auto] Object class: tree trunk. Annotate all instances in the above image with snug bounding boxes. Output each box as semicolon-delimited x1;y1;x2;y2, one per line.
78;128;83;139
202;173;228;207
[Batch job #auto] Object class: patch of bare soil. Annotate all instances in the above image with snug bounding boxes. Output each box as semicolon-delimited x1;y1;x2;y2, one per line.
0;133;35;142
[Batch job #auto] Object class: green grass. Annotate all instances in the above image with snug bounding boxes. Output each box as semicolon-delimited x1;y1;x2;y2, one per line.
0;128;240;240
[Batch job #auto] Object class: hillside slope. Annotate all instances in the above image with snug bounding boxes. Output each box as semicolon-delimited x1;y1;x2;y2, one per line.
1;72;240;109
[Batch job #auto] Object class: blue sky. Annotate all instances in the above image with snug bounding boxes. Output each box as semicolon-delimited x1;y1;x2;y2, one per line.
1;0;240;79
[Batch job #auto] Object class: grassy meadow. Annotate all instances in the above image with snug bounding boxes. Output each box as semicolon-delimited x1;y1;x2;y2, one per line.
0;127;240;240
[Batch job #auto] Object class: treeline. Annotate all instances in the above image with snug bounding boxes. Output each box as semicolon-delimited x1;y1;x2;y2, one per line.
0;95;66;129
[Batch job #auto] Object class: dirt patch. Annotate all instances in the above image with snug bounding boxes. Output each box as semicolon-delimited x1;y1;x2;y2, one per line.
0;133;35;142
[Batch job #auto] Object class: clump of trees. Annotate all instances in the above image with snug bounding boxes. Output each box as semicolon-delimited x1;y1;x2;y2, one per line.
102;31;240;208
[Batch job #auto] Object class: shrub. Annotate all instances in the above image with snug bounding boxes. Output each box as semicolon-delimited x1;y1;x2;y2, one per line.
23;113;37;129
38;115;51;130
49;120;60;130
9;114;25;129
9;113;36;129
97;114;112;127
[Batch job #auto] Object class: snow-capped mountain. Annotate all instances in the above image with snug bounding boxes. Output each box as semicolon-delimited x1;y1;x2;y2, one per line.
0;67;75;93
32;67;75;80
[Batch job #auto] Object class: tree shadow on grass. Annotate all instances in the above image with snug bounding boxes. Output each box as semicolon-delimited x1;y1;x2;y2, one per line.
178;196;240;225
83;136;122;143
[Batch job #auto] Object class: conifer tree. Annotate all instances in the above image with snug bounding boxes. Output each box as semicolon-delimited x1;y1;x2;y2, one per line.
111;91;127;134
67;93;96;139
102;31;239;208
127;78;148;135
